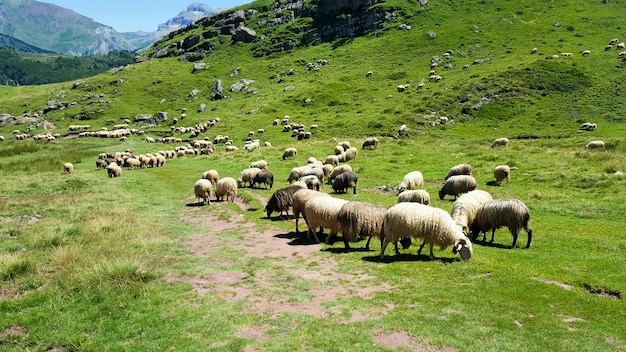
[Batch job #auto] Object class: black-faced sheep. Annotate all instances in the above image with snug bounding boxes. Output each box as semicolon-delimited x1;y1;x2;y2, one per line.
249;160;268;170
444;164;472;181
329;164;353;184
398;171;424;193
493;165;511;186
215;177;237;202
397;189;430;205
333;171;358;194
194;179;212;205
303;196;348;243
299;175;321;191
265;183;307;218
450;190;493;233
252;171;274;190
238;167;262;188
362;137;379;149
63;162;74;174
470;199;532;248
282;147;297;160
292;189;330;233
337;201;387;252
439;175;477;200
303;167;325;185
585;140;605;150
380;202;473;260
202;169;220;185
490;137;509;148
107;162;122;178
578;122;597;131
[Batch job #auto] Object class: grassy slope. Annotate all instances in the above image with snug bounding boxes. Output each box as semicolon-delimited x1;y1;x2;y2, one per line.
1;0;625;350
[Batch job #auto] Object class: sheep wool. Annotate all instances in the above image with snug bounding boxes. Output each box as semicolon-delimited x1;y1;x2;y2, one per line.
450;190;493;233
397;189;431;205
381;202;473;260
329;164;353;184
249;160;268;170
439;175;477;200
585;140;605;150
238;167;262;188
471;198;532;248
362;136;379;149
303;196;348;243
202;170;220;185
194;179;213;205
107;162;122;178
444;163;472;180
215;177;237;202
333;171;358;194
265;183;307;218
398;171;424;193
252;171;274;190
494;165;511;186
63;162;74;174
292;189;330;233
337;201;388;252
490;137;510;148
282;147;298;160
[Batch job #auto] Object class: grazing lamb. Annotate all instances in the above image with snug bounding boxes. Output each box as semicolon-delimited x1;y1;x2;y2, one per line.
450;190;493;233
493;165;511;186
63;162;74;174
265;183;307;218
194;179;213;205
444;163;472;181
252;171;274;189
439;175;477;200
337;201;388;252
398;171;424;193
238;167;262;187
380;202;473;260
397;189;430;205
282;147;298;160
202;169;220;185
292;189;330;233
490;137;509;148
470;199;532;248
585;140;605;150
215;177;237;202
362;136;379;149
333;171;358;194
303;196;348;243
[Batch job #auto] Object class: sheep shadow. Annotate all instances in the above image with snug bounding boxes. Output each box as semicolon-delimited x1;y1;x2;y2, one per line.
472;238;515;249
362;253;459;264
185;202;209;207
322;246;374;254
264;214;295;221
274;231;322;246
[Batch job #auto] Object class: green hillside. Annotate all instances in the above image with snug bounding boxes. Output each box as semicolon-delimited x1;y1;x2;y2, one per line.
0;0;625;350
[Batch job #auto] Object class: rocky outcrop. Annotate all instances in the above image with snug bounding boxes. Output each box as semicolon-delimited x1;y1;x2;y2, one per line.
316;0;386;16
134;112;167;128
233;26;257;43
211;80;224;100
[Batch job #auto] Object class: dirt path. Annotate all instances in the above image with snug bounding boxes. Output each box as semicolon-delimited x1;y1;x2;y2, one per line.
165;199;457;351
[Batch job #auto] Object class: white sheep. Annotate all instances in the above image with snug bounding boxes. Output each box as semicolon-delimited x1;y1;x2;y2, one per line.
439;175;477;200
398;171;424;193
107;162;122;178
362;136;379;149
494;165;511;186
397;189;430;205
450;190;493;233
490;137;509;148
125;158;141;169
299;175;321;191
238;167;262;188
202;170;220;185
303;167;325;185
578;122;597;131
287;165;311;183
282;147;298;160
444;163;472;180
324;155;339;166
292;189;330;233
63;162;74;174
249;160;268;170
585;140;605;150
470;199;532;248
194;179;213;205
582;50;591;56
303;196;348;243
337;201;388;252
380;202;473;260
334;145;345;155
215;177;237;202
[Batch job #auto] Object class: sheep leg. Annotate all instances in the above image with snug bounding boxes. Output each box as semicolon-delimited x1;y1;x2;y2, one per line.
394;241;401;255
511;229;518;248
417;241;427;256
324;229;335;244
343;237;351;253
429;244;435;260
489;229;495;243
365;236;373;250
380;238;389;259
307;227;321;243
525;229;532;248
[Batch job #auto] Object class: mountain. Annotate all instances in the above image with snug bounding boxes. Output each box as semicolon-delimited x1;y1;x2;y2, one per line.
0;33;55;53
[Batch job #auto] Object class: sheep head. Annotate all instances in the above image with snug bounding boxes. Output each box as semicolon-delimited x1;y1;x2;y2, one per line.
452;236;473;261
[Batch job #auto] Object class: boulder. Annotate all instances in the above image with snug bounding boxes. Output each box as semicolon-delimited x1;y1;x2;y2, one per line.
233;26;256;43
230;79;255;92
189;89;200;98
211;80;224;100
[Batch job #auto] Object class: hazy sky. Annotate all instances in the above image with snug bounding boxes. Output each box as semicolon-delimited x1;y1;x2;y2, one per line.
41;1;250;32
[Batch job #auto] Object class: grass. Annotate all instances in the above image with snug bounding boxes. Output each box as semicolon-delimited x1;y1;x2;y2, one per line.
1;0;626;350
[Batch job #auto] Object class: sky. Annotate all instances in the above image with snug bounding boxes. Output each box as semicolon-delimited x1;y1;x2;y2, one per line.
41;1;250;32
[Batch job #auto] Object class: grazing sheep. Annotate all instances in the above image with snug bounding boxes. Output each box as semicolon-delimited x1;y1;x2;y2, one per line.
585;140;605;150
470;199;532;248
287;165;311;183
582;50;591;56
299;175;321;191
303;196;348;243
303;167;325;185
578;122;597;131
444;163;473;180
194;179;213;205
225;145;239;152
107;162;122;178
490;137;509;148
252;171;275;189
617;42;625;50
215;177;237;202
439;175;477;200
398;171;424;193
249;160;268;170
324;155;339;166
321;164;334;184
329;164;353;184
125;158;141;169
334;145;345;155
282;147;298;160
397;189;431;205
339;141;351;151
337;201;388;252
265;183;307;218
333;171;358;194
380;202;473;260
63;162;74;174
362;136;379;149
493;165;511;186
202;169;220;185
531;47;538;54
366;71;373;77
96;159;108;169
238;167;262;188
450;190;493;233
292;189;330;233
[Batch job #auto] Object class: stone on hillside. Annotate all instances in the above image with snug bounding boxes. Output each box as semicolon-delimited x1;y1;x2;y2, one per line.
198;103;206;112
398;24;411;30
189;89;200;98
230;79;255;92
193;62;207;73
211;80;224;100
230;67;240;77
225;10;246;26
233;26;256;43
284;85;295;92
134;112;167;128
220;24;237;35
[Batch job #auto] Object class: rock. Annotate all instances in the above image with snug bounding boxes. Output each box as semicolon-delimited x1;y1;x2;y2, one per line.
198;103;206;112
317;0;384;15
230;67;240;77
233;26;256;43
427;31;436;38
211;80;224;100
134;112;167;128
398;24;411;30
220;24;237;35
284;85;296;92
193;62;207;72
189;89;200;98
230;79;256;92
225;10;247;26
